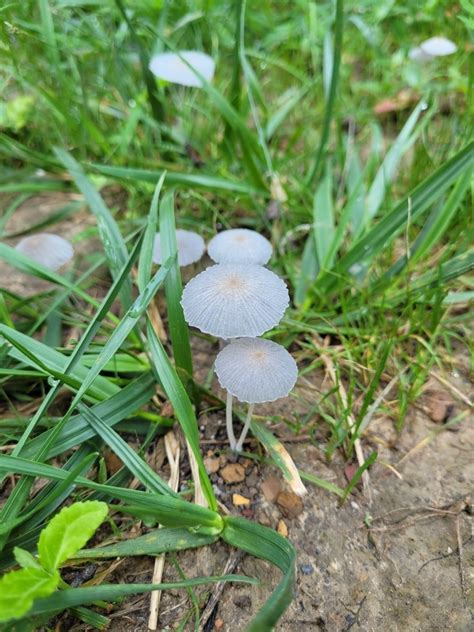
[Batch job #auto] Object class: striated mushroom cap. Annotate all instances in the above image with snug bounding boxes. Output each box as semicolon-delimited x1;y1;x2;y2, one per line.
149;51;215;88
15;233;74;271
181;263;289;338
152;229;205;267
208;229;272;265
215;337;298;403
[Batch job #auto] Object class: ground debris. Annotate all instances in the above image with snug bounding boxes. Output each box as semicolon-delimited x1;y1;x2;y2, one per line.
220;463;246;483
276;490;304;519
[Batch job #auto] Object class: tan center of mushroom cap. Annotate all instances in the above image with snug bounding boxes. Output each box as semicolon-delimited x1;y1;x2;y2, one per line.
218;273;248;293
233;235;249;243
249;349;269;365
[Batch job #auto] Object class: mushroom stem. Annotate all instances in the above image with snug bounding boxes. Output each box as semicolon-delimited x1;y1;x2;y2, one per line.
226;392;237;450
235;403;255;452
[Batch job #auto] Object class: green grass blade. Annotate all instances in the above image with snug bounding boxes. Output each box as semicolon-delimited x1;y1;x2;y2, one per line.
222;515;296;632
0;456;223;531
75;527;217;558
28;575;257;617
313;164;335;269
54;147;133;310
366;101;426;220
319;141;474;290
21;373;158;460
146;322;216;511
89;163;262;195
159;191;193;377
341;451;377;502
306;0;344;185
79;404;176;497
137;173;166;293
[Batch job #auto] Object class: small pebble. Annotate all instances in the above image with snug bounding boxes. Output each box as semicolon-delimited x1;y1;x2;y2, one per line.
299;563;314;575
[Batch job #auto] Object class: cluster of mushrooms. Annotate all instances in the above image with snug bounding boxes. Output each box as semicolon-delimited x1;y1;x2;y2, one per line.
154;228;298;452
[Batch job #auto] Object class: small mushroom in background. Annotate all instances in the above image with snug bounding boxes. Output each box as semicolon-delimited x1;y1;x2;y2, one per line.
148;51;215;88
180;263;289;339
207;228;272;265
152;229;205;267
214;337;298;451
14;233;74;271
409;36;457;62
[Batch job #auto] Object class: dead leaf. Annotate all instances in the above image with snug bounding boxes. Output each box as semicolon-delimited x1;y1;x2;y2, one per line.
276;490;304;519
104;451;123;476
220;463;246;484
260;474;282;503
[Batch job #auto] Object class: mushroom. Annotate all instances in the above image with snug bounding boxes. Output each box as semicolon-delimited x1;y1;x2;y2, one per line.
14;233;74;271
152;229;205;267
148;51;215;88
207;228;272;265
214;337;298;451
180;263;289;339
409;36;457;62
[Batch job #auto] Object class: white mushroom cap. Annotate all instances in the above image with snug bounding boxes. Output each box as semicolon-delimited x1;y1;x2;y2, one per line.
152;229;205;267
215;337;298;404
181;263;289;338
408;46;433;62
149;51;215;88
207;229;272;265
420;36;457;57
15;233;74;271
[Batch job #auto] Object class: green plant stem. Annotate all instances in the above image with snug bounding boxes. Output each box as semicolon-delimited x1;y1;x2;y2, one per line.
306;0;344;186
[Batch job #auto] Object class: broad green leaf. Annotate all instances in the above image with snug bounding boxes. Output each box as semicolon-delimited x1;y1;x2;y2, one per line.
54;148;133;310
13;548;40;570
38;501;108;572
0;567;59;623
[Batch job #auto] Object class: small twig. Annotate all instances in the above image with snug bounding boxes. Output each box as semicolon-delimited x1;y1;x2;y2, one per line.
148;431;180;631
199;550;245;631
456;515;468;605
431;371;473;407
